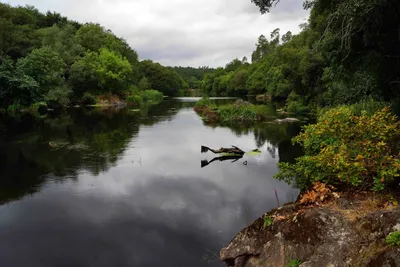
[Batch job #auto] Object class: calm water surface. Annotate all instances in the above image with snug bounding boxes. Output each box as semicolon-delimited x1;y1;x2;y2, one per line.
0;98;302;267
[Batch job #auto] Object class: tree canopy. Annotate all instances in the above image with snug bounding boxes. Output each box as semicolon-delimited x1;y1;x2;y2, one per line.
199;0;400;111
0;3;187;109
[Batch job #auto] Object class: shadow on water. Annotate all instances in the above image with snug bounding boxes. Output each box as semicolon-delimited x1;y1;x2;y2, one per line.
0;98;305;267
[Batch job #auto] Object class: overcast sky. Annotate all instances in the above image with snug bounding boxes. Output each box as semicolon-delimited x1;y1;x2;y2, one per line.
6;0;309;67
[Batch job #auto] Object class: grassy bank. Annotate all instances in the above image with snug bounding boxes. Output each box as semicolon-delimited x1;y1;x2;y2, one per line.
194;98;271;123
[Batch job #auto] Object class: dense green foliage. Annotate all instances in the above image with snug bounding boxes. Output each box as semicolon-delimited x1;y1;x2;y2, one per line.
275;106;400;191
202;0;400;112
140;60;188;96
141;90;164;103
0;3;187;110
169;66;215;92
195;98;271;123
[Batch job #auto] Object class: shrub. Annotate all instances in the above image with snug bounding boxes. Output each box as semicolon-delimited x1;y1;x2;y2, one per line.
275;106;400;191
44;85;71;106
82;93;97;105
142;90;163;103
7;102;22;115
31;102;48;114
286;92;309;114
127;95;143;107
195;97;214;109
386;231;400;247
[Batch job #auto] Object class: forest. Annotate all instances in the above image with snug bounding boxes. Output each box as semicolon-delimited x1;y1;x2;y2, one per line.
0;3;191;112
201;0;400;113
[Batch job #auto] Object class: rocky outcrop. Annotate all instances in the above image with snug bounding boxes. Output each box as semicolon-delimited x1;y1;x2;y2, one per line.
274;118;300;123
220;195;400;267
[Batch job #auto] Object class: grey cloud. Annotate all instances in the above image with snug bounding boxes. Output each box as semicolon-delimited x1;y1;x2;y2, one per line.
7;0;309;67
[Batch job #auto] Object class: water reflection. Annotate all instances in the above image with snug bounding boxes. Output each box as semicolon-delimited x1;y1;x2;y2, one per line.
0;99;302;267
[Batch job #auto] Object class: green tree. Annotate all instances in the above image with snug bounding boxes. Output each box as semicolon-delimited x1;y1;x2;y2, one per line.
69;51;100;95
16;47;66;101
97;48;132;93
75;23;107;52
37;24;83;66
140;60;186;97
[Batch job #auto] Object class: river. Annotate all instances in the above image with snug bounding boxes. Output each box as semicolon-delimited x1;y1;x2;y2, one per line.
0;98;302;267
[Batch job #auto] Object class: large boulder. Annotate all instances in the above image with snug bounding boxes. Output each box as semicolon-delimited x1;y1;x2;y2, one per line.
220;197;400;267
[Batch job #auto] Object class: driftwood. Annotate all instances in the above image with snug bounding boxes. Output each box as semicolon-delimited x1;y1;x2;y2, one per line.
201;145;245;155
201;146;261;168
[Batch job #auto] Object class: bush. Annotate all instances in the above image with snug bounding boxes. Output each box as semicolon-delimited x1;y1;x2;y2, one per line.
7;102;22;115
194;97;214;109
127;95;143;107
31;102;48;114
286;92;309;114
194;98;268;123
142;90;163;103
44;85;71;106
275;106;400;191
82;93;97;105
386;231;400;247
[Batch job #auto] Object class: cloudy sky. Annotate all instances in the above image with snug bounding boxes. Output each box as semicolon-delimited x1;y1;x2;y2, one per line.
6;0;309;67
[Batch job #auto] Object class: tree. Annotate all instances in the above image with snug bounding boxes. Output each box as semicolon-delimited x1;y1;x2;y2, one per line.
140;60;186;97
138;77;151;90
282;31;293;43
16;47;66;100
70;48;133;95
69;51;100;95
97;48;133;93
251;0;280;14
225;58;243;72
37;24;83;66
0;56;38;106
75;23;107;52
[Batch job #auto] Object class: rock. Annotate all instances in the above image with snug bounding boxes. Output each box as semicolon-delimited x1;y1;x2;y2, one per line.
274;118;300;123
220;198;400;267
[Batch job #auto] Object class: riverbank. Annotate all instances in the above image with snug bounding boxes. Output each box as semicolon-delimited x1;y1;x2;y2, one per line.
4;90;164;116
219;104;400;266
220;189;400;267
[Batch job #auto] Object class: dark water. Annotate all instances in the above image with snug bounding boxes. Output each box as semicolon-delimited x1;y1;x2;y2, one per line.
0;98;302;267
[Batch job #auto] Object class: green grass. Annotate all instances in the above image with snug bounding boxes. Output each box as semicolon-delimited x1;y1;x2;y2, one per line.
386;231;400;247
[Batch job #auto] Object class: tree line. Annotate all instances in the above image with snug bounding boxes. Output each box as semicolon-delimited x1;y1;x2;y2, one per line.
0;3;189;111
201;0;400;111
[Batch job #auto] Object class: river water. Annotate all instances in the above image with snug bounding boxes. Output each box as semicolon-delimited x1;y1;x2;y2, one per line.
0;98;302;267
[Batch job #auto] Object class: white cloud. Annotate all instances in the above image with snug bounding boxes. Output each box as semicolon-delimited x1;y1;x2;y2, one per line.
6;0;309;67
